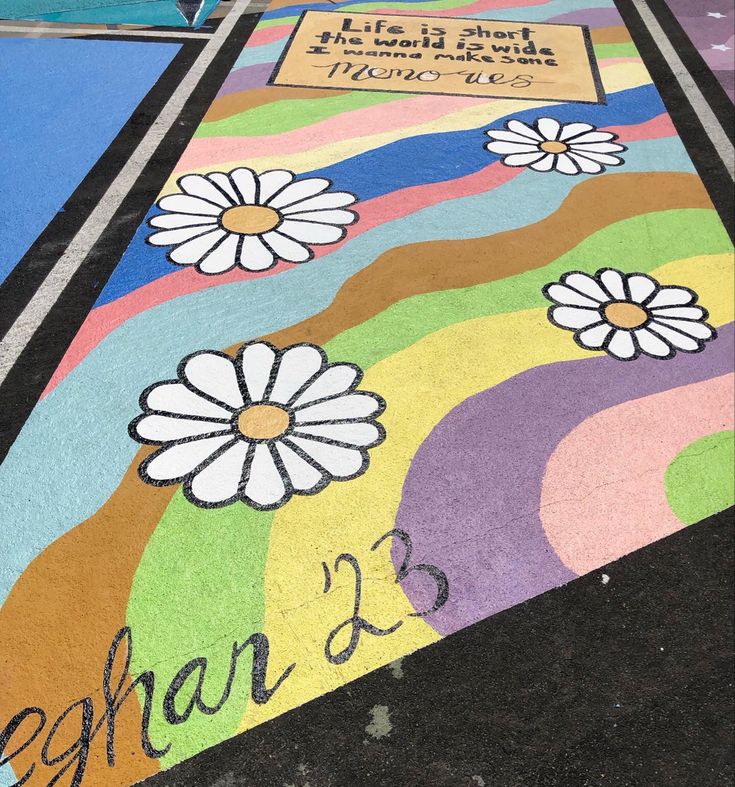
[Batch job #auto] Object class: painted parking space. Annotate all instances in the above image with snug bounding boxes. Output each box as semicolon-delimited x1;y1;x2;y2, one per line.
0;0;732;785
0;37;181;285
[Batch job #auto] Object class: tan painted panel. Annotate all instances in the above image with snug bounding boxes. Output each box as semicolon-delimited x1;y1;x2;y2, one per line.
270;11;605;103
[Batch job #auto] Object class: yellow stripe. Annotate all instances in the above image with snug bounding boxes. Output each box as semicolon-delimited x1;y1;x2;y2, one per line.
238;253;731;732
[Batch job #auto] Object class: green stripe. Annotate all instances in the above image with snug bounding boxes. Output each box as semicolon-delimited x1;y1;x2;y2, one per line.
665;431;735;525
196;90;407;138
128;490;274;766
325;209;732;367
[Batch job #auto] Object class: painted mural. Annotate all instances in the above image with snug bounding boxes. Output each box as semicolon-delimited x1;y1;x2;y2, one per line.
0;0;733;784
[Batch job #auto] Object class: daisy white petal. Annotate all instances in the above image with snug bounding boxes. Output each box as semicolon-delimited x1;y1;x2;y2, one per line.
178;174;233;208
649;305;706;320
188;441;250;505
275;441;324;491
562;272;610;302
654;317;713;339
292;365;359;407
537;117;561;140
198;234;240;274
244;443;288;508
565;130;615;144
143;435;234;482
145;382;234;419
550;305;603;329
149;213;217;230
262;230;311;263
238;342;277;402
646;287;695;308
266;177;331;209
279;191;357;214
282;209;357;225
599;269;627;300
555;153;579;175
269;344;325;405
571;150;624;167
182;352;244;409
286;435;364;478
295;393;382;423
577;322;612;349
647;321;700;351
627;273;657;304
207;172;241;205
485;140;540;155
158;193;223;217
558;122;595;141
277;219;345;245
294;421;382;447
230;167;258;204
545;283;601;308
134;414;232;442
239;235;275;271
484;128;540;144
502;151;546;167
634;327;672;357
567;152;604;174
169;228;227;265
529;154;556;172
148;225;217;247
257;170;294;204
607;329;637;360
569;141;626;154
507;119;544;141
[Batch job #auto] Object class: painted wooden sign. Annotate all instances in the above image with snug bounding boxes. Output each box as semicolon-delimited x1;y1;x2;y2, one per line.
270;11;605;103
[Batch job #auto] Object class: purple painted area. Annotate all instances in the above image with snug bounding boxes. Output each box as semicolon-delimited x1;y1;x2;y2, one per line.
216;62;275;97
393;324;734;636
663;0;734;102
548;7;624;27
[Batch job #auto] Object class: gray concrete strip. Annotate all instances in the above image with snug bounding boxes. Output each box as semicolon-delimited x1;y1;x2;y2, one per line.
632;0;735;176
0;0;254;385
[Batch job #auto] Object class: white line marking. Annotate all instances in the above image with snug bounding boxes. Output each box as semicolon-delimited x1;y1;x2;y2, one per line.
0;23;211;38
0;0;255;385
632;0;735;175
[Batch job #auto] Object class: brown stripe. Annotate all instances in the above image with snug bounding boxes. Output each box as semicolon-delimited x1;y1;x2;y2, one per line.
251;173;710;351
0;449;172;786
591;25;633;44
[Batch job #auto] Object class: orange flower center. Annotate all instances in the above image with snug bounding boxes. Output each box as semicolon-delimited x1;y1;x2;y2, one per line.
604;302;649;329
220;205;280;235
237;404;290;440
539;140;569;154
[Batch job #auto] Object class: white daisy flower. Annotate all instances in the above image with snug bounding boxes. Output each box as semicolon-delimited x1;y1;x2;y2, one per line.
147;168;358;275
129;342;385;510
543;268;716;361
484;117;626;175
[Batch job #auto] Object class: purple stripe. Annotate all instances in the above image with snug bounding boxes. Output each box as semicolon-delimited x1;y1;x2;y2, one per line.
548;7;624;27
393;323;733;635
216;62;276;98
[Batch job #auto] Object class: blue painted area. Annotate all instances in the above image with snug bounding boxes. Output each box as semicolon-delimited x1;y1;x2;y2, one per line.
24;0;221;28
0;38;180;286
0;135;696;608
96;83;665;305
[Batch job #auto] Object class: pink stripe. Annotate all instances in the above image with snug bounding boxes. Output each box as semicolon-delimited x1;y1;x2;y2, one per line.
43;113;673;397
186;94;481;172
540;374;734;575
